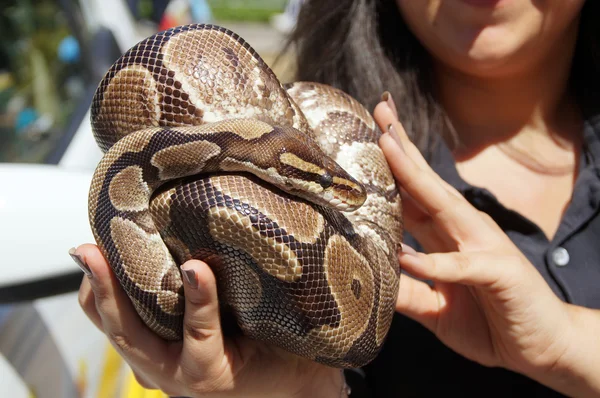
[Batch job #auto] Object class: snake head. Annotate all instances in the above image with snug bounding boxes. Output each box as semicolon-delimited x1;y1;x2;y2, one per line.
274;132;367;212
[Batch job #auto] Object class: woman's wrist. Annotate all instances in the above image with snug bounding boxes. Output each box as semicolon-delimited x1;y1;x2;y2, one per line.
529;304;600;397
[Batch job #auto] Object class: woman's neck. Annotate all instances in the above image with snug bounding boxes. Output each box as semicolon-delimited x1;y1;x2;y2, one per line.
429;16;584;240
434;22;583;162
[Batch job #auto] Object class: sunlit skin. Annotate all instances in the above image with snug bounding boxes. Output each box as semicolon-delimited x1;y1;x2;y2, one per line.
396;0;584;77
72;1;600;397
396;0;585;239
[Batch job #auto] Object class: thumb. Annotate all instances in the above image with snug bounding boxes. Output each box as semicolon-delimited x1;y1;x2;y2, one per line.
179;259;226;367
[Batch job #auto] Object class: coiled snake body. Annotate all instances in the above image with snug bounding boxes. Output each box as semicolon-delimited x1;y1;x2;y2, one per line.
88;24;402;368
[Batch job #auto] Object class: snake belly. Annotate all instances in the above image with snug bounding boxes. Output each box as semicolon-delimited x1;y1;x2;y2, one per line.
88;23;402;368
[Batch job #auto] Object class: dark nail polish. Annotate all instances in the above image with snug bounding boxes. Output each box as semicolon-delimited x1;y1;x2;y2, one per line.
386;124;405;151
381;91;399;120
181;268;198;289
69;247;92;278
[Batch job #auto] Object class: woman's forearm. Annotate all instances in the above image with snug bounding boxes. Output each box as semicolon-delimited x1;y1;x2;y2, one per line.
532;305;600;397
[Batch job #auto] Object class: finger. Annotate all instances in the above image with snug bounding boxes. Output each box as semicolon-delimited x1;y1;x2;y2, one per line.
399;251;519;288
380;91;399;120
77;274;103;331
379;133;455;215
395;268;440;333
72;247;103;330
399;188;456;252
373;101;432;171
399;186;428;222
379;133;489;245
374;97;482;251
372;103;451;249
179;260;229;380
374;97;465;199
72;244;174;379
374;99;464;195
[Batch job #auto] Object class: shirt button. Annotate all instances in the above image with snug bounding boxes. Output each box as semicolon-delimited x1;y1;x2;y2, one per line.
551;247;570;267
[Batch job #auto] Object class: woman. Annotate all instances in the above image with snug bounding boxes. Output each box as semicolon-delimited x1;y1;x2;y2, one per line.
72;0;600;396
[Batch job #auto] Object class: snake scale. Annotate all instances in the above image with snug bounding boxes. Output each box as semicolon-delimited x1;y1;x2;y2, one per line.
88;24;402;368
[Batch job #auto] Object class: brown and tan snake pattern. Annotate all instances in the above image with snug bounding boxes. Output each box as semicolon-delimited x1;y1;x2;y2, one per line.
88;24;402;368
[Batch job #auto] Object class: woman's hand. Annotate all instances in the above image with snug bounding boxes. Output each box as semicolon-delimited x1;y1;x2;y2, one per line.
73;245;345;398
373;94;600;397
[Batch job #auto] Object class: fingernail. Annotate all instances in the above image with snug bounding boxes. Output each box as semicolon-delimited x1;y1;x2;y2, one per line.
181;267;198;289
69;247;92;278
400;243;418;256
386;123;405;152
381;91;399;120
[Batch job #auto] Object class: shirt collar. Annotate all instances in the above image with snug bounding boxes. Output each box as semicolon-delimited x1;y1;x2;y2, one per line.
428;137;469;193
581;112;600;173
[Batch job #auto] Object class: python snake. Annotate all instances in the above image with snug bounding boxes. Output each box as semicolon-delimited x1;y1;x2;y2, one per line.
88;24;402;368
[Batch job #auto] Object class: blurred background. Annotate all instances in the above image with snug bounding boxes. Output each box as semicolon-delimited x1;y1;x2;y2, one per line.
0;0;300;165
0;1;303;397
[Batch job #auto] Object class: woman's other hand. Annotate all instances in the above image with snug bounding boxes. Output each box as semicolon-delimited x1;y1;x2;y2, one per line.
374;95;600;397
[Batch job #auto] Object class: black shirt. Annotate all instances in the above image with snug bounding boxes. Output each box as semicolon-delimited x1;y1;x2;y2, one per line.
353;114;600;397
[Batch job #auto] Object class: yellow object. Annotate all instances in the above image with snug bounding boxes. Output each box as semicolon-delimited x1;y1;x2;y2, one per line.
97;343;168;398
77;359;88;398
0;72;14;90
123;371;167;398
97;344;122;398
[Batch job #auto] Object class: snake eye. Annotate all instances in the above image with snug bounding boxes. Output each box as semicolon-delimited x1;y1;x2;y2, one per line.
319;172;333;188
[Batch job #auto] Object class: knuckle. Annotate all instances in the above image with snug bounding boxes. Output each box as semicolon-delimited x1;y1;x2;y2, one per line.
454;253;472;274
427;254;440;274
108;332;135;355
184;321;219;343
185;323;210;342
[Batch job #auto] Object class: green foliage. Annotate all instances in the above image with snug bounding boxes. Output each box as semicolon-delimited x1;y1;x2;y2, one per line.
207;0;287;22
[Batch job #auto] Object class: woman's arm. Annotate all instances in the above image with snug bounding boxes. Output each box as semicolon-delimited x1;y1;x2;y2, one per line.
543;305;600;397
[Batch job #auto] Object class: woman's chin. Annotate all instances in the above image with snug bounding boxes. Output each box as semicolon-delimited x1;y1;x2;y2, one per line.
437;29;534;78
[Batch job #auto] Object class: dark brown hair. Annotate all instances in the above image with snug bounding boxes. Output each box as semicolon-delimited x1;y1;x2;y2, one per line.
281;0;600;158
